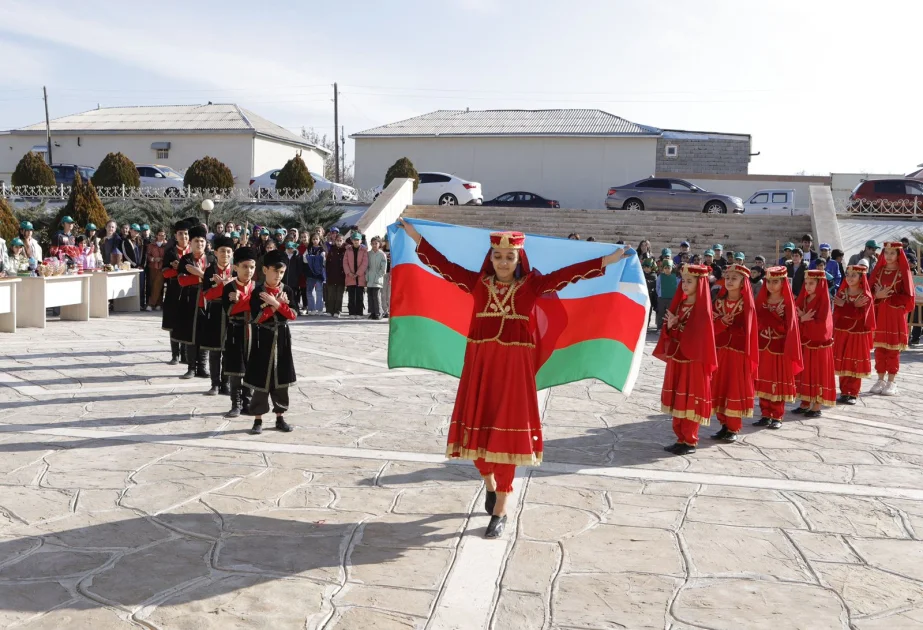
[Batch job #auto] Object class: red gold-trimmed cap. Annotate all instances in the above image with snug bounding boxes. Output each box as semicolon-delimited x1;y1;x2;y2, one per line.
846;264;868;274
883;241;903;250
681;263;710;278
490;231;525;249
726;263;751;278
805;269;827;279
765;265;788;279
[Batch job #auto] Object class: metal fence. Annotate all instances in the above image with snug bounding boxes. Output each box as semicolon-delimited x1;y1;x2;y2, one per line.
0;184;381;205
836;197;923;218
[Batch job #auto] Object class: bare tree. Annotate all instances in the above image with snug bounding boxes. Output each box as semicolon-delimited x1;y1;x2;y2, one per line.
301;128;355;186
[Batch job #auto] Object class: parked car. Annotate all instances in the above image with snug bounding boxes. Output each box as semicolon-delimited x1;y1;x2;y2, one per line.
249;169;358;201
50;164;96;187
484;191;560;208
416;172;483;206
136;164;186;196
605;177;743;214
848;178;923;211
743;189;795;215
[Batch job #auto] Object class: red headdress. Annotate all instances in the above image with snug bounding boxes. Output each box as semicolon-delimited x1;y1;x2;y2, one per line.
653;264;718;375
796;269;833;344
718;263;759;373
756;266;803;375
479;231;531;275
869;242;914;315
836;264;877;331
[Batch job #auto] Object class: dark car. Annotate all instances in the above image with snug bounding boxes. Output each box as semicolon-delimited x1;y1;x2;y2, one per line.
51;164;97;186
605;177;743;213
484;191;560;208
848;178;923;212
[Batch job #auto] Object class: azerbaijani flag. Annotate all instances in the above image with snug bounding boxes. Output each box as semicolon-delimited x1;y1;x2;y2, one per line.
386;219;650;394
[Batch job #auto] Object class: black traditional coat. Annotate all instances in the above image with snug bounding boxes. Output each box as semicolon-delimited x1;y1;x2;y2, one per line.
198;261;234;351
161;244;187;332
171;252;213;344
222;279;254;377
243;283;298;392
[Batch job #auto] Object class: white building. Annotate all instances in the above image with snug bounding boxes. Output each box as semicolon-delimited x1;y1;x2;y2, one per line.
1;104;330;186
352;109;750;209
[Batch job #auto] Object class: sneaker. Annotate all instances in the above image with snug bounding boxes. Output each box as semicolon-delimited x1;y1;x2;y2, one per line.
870;379;887;394
145;305;152;312
663;443;683;454
250;420;263;435
791;406;808;415
846;396;858;405
711;426;730;440
769;419;783;430
225;406;240;418
752;417;771;427
275;417;293;432
836;395;851;404
332;313;340;318
882;382;900;396
205;386;218;396
168;357;179;366
804;409;822;418
180;369;195;380
724;432;739;443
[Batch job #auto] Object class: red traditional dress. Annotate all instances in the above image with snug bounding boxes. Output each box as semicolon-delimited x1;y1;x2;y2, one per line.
416;232;606;493
711;264;759;433
754;266;803;422
833;266;876;398
654;264;717;449
870;243;915;376
795;270;836;409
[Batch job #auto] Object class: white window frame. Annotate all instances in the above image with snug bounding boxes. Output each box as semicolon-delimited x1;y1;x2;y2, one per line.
156;149;169;159
664;144;678;158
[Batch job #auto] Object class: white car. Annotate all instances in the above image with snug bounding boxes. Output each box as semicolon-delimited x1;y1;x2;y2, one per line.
416;172;483;206
136;164;186;196
249;169;358;201
743;189;796;216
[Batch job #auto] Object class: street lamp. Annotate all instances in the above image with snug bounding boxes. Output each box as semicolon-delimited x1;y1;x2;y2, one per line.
201;198;214;228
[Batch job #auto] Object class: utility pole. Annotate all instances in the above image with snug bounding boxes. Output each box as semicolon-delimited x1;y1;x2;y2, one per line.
333;82;340;183
341;125;346;182
43;86;53;165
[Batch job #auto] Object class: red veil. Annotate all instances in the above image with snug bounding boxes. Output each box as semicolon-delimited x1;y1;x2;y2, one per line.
653;266;718;375
795;270;833;344
756;270;804;376
869;244;915;315
836;267;877;332
716;264;759;374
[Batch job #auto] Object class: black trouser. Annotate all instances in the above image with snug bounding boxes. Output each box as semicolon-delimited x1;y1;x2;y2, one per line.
139;270;147;309
299;286;309;311
250;386;289;417
209;351;226;388
186;344;208;375
368;287;381;317
326;284;345;315
171;340;181;360
229;376;251;410
347;285;365;316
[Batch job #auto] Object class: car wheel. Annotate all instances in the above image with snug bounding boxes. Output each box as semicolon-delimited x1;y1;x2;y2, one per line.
704;201;727;214
623;198;644;211
439;193;458;206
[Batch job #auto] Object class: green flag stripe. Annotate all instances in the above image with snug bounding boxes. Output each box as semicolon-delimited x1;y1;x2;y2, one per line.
388;316;466;377
535;338;634;391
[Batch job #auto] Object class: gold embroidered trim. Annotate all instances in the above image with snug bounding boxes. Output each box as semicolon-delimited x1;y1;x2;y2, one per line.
804;340;834;349
466;337;536;348
712;407;755;419
446;444;542;466
417;249;472;292
834;370;871;378
662;404;712;426
754;390;797;403
449;423;539;433
873;341;907;351
475;311;529;321
541;264;604;295
798;394;837;407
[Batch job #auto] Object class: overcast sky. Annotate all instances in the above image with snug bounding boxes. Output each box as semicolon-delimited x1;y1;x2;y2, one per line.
0;0;919;176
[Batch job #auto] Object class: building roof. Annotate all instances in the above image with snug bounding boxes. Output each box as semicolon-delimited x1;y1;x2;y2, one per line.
662;129;751;141
10;104;331;155
351;109;662;139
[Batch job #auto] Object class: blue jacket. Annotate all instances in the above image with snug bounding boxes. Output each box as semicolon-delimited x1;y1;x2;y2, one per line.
303;246;326;281
825;259;843;292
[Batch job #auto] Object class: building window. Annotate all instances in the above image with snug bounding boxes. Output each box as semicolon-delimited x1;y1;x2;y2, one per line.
665;145;678;158
156;149;169;159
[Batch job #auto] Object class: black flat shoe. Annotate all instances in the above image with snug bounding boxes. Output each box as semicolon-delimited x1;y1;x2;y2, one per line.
664;443;683;454
485;515;507;539
205;386;218;396
791;407;808;415
711;426;730;440
225;407;240;418
845;396;858;405
250;421;263;435
180;369;195;380
836;395;850;404
674;444;697;456
196;371;210;379
485;490;497;516
167;357;179;366
218;384;230;396
804;410;822;418
769;419;783;430
275;417;293;432
752;418;771;427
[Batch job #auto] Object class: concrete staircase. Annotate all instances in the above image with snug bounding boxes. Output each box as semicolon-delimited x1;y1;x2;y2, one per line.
403;206;815;261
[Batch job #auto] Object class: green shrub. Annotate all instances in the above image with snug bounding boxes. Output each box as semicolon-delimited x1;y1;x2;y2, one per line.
53;173;109;236
92;152;141;189
11;151;55;188
0;197;17;243
274;154;315;195
384;157;419;192
183;156;234;191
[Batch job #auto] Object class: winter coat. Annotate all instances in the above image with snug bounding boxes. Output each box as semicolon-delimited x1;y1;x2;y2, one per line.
303;246;326;281
326;245;347;285
366;250;387;288
343;244;369;287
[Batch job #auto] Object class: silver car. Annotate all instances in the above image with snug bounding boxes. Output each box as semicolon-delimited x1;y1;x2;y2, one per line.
605;177;744;214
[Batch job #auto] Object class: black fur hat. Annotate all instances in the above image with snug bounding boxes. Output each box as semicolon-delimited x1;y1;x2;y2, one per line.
261;249;287;269
188;225;207;240
212;236;234;251
233;247;257;264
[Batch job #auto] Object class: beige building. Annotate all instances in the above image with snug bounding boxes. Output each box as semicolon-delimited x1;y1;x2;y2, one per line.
352;109;750;209
1;104;329;186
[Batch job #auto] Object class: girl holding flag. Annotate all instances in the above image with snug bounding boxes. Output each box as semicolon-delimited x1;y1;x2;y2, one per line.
396;218;631;539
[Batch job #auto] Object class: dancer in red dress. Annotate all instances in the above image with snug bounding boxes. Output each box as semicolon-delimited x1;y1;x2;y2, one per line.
654;264;717;455
868;242;914;396
710;263;758;443
833;264;876;404
397;219;630;538
753;266;803;430
792;270;835;417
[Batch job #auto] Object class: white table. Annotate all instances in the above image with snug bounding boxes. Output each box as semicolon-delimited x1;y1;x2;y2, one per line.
89;270;142;318
17;275;91;329
0;278;21;333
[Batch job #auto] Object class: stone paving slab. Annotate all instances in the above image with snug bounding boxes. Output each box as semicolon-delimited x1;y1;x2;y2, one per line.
1;314;923;628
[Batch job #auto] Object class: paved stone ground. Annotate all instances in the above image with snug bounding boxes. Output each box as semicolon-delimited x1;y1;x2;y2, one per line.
2;313;923;629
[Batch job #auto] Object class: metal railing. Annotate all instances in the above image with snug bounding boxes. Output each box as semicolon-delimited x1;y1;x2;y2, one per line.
0;184;381;204
836;196;923;218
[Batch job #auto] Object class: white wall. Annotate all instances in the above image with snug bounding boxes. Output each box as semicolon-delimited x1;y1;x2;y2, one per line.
0;133;256;186
354;136;658;209
252;137;326;181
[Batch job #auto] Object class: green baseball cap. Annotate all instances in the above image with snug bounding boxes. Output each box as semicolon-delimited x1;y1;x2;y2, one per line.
865;239;881;250
350;231;362;240
230;231;240;238
85;223;97;231
260;228;270;235
285;241;297;250
11;237;24;246
642;258;654;268
704;249;715;257
661;248;672;257
276;228;286;235
141;224;150;231
662;258;675;267
61;215;74;224
783;242;795;251
735;252;746;261
712;243;724;250
130;223;141;231
19;221;33;230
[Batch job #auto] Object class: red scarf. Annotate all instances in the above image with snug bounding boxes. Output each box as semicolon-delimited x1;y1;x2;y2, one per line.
836;274;876;332
653;274;718;375
756;277;804;376
795;275;833;344
869;248;914;315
